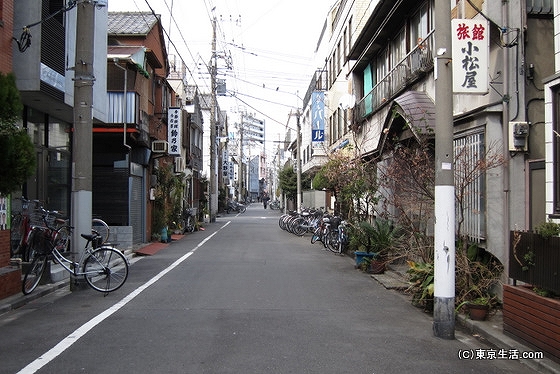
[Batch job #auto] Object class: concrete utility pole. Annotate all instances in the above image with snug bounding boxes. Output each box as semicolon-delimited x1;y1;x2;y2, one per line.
71;0;95;290
238;122;244;201
209;15;217;222
433;0;455;339
295;111;302;213
287;111;302;212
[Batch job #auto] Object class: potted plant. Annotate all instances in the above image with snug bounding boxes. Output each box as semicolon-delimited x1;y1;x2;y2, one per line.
348;221;378;268
456;292;497;321
406;260;434;312
349;219;401;273
455;245;503;321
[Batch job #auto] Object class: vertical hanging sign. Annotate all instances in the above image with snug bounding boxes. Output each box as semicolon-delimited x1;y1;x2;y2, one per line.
311;91;325;143
168;107;181;155
451;19;489;94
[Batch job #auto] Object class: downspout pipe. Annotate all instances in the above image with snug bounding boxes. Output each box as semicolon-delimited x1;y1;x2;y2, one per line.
502;1;511;276
113;58;131;151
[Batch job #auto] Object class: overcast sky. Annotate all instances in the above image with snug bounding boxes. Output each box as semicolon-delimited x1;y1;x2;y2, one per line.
108;0;335;146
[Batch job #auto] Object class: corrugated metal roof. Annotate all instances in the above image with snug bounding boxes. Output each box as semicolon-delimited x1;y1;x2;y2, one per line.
393;91;436;133
108;12;159;35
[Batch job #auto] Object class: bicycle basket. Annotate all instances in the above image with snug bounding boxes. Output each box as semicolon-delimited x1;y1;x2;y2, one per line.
30;210;56;227
330;217;341;229
29;228;52;254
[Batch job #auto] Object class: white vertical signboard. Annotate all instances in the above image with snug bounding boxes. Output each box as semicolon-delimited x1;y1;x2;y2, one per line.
452;19;489;94
167;107;181;155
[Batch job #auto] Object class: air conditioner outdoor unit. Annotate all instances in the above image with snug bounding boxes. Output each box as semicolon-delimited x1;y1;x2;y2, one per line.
174;157;184;173
151;140;168;153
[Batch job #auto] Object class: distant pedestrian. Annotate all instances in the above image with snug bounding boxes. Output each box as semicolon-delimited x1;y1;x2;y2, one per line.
262;194;270;209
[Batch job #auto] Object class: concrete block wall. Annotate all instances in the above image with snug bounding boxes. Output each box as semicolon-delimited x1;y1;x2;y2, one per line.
108;226;133;250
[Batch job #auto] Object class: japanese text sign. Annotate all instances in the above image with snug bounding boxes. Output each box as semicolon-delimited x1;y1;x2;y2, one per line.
311;91;325;143
452;19;489;94
167;107;182;155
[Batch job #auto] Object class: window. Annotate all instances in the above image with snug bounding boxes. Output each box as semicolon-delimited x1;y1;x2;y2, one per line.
391;28;406;69
409;4;429;49
454;132;486;242
362;63;374;116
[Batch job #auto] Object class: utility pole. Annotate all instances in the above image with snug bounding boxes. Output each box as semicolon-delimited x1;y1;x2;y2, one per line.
209;14;217;222
296;112;302;213
238;121;244;201
71;0;95;290
433;0;455;339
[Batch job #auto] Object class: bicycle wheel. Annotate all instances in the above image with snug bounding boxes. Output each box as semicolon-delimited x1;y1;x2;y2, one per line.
184;216;195;233
53;225;71;253
326;230;340;253
83;247;128;293
291;217;306;236
311;227;321;244
22;253;48;295
92;218;110;244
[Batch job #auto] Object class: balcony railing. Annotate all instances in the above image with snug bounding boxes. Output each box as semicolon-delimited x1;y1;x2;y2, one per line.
355;31;434;121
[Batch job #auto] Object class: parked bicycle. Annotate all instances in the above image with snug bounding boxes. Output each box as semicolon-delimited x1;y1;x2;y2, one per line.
226;200;246;214
279;208;324;236
268;200;282;210
22;207;128;295
10;197;41;261
176;207;196;233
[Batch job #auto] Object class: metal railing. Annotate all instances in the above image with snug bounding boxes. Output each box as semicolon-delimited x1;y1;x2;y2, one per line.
355;31;435;121
509;230;560;294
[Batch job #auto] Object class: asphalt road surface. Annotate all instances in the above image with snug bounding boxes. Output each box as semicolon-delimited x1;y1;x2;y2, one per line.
0;204;530;373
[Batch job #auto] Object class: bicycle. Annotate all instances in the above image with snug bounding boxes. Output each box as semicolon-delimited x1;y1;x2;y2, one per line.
181;208;195;233
22;210;128;295
10;197;41;261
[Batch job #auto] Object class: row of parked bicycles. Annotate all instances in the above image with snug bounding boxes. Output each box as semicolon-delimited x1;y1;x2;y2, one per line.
10;197;129;295
278;208;349;254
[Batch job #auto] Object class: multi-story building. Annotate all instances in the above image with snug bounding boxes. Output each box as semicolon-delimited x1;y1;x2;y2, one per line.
0;0;19;298
12;0;108;213
299;0;553;272
102;11;177;244
300;0;556;358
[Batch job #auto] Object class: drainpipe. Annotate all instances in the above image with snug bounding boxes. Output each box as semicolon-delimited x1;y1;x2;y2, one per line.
502;0;511;277
113;58;131;151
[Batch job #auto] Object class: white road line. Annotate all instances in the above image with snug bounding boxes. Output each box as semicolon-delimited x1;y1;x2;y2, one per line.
17;221;230;374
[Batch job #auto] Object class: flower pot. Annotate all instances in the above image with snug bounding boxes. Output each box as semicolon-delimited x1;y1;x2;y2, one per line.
368;259;386;274
354;251;376;268
468;303;489;321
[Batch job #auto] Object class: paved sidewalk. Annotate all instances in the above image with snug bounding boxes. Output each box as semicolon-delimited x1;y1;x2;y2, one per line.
371;266;560;374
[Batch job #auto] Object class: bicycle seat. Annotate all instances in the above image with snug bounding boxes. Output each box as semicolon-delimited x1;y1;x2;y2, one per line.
81;233;98;241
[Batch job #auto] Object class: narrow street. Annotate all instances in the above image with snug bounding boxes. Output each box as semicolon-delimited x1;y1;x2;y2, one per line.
0;204;529;374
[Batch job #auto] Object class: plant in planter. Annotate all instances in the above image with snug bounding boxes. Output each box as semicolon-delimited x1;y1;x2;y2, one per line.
406;260;434;312
348;219;401;273
535;219;560;239
152;164;185;241
455;244;503;320
348;221;377;268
